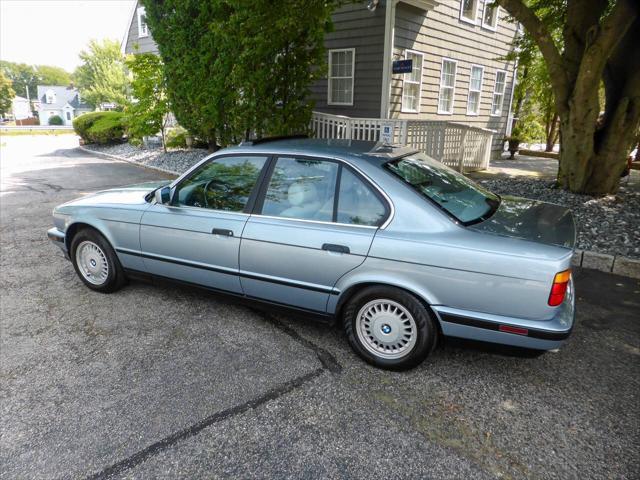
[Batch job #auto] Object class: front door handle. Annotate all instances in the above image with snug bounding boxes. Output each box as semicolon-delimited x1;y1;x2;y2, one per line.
211;228;234;237
322;243;350;254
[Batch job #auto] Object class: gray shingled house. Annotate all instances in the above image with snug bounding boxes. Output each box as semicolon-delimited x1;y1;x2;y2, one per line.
123;0;518;167
36;85;93;126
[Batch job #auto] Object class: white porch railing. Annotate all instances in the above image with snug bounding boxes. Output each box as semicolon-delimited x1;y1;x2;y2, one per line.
310;111;495;172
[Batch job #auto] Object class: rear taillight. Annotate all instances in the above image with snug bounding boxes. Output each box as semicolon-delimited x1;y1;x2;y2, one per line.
548;270;571;306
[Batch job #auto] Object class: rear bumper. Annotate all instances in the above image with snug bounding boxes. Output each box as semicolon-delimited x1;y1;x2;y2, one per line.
434;278;576;351
47;227;68;259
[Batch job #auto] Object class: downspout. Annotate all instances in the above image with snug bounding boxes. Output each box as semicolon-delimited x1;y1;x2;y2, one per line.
380;0;397;119
505;57;519;138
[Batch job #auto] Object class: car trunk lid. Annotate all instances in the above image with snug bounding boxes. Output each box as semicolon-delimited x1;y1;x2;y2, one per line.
469;195;576;250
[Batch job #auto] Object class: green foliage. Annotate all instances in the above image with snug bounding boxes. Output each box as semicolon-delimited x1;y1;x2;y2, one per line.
73;39;129;108
124;53;170;150
0;61;71;99
165;128;187;148
0;71;15;116
48;115;63;126
142;0;337;148
509;114;546;143
72;111;126;144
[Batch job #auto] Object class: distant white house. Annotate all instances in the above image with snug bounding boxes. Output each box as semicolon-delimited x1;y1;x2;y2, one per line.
36;85;92;126
11;96;32;120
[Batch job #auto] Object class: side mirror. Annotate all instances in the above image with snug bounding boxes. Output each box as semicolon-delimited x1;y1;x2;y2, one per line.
154;186;171;205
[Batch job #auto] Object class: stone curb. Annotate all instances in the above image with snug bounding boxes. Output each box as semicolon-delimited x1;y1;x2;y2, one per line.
572;250;640;279
80;146;640;280
77;146;180;177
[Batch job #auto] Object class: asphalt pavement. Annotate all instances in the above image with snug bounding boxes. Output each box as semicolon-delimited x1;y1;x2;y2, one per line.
1;136;638;479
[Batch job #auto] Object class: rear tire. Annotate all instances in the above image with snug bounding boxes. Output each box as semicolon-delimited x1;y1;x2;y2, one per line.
70;228;126;293
343;286;438;370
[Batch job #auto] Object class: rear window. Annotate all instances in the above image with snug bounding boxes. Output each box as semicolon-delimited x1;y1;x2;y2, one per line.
385;152;500;225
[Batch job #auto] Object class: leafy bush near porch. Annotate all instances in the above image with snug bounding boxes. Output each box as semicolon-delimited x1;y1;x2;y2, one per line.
73;111;126;144
48;115;63;126
165;128;187;148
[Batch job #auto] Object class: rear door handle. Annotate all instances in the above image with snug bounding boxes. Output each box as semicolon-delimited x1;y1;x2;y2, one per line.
211;228;234;236
322;243;350;254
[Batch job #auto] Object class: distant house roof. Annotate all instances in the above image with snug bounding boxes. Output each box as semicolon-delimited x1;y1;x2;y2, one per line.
36;85;92;110
13;96;29;102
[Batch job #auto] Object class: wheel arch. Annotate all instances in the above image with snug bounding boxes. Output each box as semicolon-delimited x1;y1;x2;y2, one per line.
333;281;442;331
65;221;114;253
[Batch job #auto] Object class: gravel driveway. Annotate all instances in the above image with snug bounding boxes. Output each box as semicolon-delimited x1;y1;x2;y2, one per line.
1;136;639;479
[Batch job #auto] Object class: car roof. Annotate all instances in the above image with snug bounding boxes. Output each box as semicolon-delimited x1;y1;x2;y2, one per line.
222;138;418;165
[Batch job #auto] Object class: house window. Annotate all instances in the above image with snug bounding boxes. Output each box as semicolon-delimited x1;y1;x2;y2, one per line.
137;7;148;38
45;90;55;104
66;111;71;121
460;0;478;24
437;59;457;115
482;1;499;30
401;51;423;113
491;70;507;116
467;65;484;115
328;48;355;106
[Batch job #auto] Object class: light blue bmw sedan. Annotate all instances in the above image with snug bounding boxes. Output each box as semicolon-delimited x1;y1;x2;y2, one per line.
48;138;576;369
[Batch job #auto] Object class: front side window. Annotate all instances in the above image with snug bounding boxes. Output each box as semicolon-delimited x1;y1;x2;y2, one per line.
491;70;507;116
482;2;498;30
137;7;148;38
460;0;478;23
328;49;355;105
174;156;268;211
66;111;71;120
438;59;457;114
386;152;500;225
401;51;423;113
467;65;484;115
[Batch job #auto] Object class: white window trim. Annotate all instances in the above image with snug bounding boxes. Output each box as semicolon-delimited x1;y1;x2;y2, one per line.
437;58;457;115
466;64;484;116
459;0;478;25
491;69;507;117
327;48;355;106
482;1;499;31
401;50;424;114
137;6;148;38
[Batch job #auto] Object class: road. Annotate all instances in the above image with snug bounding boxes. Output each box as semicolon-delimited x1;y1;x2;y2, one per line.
1;135;639;479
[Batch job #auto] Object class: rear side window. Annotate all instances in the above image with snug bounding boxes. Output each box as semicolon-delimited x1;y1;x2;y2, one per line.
259;156;387;226
337;168;386;226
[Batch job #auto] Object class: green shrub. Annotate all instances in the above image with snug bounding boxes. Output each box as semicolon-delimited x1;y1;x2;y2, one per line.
48;115;63;126
165;128;187;148
73;111;126;144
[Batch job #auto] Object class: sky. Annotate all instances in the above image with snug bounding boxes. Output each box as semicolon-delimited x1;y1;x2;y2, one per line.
0;0;136;72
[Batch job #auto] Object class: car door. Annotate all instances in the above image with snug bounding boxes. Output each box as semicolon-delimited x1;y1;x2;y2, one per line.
239;155;390;312
139;154;270;293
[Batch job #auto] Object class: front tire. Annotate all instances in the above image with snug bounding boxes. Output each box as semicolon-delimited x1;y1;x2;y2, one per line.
343;286;438;370
70;228;126;293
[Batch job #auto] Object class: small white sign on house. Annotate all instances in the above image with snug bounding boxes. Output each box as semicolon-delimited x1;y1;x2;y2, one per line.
381;122;395;144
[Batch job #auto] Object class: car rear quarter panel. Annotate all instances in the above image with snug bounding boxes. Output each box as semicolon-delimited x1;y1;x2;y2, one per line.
331;228;573;321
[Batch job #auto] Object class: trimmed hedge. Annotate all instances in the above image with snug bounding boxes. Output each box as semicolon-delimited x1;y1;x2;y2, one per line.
48;115;63;125
73;111;126;144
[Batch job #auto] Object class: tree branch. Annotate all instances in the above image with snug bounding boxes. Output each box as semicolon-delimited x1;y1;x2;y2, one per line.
573;0;638;102
496;0;568;111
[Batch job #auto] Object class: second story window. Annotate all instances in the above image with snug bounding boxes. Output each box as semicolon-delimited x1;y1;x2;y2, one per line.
438;59;457;115
467;65;484;115
401;51;423;113
460;0;478;24
328;48;355;106
137;7;148;38
491;70;507;116
482;2;499;30
45;90;56;104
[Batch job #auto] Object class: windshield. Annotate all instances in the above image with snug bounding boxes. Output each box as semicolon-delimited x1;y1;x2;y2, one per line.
386;152;500;225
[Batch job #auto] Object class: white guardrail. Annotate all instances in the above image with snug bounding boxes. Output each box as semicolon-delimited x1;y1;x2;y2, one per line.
310;111;495;172
1;125;75;131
